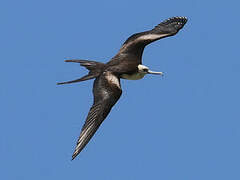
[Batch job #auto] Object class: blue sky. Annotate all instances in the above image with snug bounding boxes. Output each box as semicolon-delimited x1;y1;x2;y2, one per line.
1;0;240;179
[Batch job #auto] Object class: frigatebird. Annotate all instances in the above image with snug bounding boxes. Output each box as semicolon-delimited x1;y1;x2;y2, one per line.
58;16;187;160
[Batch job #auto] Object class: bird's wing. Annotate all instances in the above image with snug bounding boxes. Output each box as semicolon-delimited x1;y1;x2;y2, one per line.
72;72;122;160
118;16;187;54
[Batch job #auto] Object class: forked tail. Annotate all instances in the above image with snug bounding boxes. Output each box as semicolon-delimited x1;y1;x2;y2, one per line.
57;59;105;85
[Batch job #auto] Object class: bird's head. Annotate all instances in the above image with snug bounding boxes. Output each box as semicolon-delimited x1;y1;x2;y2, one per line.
138;64;163;76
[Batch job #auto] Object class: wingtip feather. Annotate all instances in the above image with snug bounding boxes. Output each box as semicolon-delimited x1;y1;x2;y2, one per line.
152;16;188;35
160;16;188;27
72;147;81;160
71;154;77;160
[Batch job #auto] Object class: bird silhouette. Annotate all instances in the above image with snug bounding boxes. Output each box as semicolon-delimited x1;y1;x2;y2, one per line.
58;16;188;160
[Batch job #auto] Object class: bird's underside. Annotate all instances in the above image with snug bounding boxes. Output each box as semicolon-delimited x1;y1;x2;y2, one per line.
57;16;187;160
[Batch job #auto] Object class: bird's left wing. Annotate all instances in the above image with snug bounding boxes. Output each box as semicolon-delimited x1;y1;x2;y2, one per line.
72;72;122;160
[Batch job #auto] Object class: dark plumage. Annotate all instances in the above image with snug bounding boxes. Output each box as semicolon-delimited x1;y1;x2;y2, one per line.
58;16;188;160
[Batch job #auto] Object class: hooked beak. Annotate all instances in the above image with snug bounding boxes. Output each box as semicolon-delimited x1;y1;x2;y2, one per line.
147;70;164;76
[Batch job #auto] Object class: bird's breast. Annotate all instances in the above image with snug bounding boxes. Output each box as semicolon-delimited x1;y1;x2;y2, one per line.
121;72;145;80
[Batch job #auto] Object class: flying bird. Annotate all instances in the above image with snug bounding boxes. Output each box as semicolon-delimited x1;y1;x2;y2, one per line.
58;16;188;160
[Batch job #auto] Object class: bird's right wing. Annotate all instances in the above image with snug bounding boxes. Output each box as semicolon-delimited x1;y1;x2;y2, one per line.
118;16;187;54
72;72;122;160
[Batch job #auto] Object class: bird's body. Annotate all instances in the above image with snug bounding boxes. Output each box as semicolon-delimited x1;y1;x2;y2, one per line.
58;17;187;160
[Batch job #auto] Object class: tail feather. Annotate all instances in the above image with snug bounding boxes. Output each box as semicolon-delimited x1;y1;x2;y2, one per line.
57;74;96;85
65;59;105;71
57;59;105;85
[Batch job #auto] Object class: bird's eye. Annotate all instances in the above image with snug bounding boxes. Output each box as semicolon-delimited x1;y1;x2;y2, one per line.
143;69;148;72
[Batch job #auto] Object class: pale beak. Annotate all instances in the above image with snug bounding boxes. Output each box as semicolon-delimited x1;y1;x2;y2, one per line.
147;70;164;76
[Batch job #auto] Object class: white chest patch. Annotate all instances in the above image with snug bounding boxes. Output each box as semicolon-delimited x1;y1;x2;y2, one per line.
121;73;145;80
105;72;121;88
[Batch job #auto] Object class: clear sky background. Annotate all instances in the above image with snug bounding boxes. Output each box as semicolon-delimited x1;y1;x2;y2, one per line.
1;0;240;179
